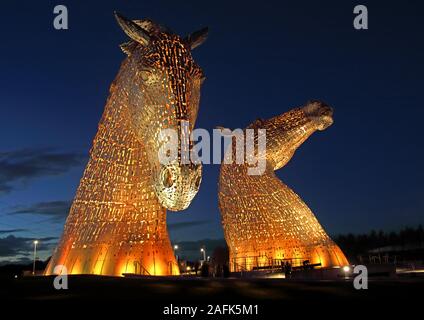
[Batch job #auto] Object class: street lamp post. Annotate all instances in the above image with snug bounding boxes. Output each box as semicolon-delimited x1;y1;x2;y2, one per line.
32;240;38;275
200;247;206;261
174;244;179;262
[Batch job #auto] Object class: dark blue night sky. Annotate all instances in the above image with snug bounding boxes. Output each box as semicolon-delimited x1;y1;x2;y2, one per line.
0;0;423;263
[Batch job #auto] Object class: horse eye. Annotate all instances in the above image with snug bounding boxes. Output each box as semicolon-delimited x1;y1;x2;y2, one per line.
163;168;174;188
140;70;153;81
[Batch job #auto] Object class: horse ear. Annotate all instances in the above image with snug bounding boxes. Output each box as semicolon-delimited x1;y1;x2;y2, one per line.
114;12;150;46
184;27;208;50
133;19;172;35
119;40;139;56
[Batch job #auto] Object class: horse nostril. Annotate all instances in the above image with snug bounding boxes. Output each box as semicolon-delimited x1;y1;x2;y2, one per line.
320;106;333;117
162;168;174;188
194;175;201;189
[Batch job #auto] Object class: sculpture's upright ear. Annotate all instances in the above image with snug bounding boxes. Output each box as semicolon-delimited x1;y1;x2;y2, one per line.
114;12;150;46
184;27;208;50
119;40;139;55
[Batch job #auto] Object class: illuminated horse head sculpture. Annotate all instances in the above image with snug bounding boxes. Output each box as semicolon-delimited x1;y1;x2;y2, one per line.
45;14;207;276
219;101;349;272
115;13;205;210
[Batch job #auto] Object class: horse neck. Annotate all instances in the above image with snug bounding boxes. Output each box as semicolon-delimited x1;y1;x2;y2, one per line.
73;59;165;220
265;110;317;170
219;116;317;192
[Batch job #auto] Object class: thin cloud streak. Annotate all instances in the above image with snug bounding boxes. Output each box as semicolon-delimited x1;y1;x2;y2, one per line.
8;200;71;222
0;147;85;194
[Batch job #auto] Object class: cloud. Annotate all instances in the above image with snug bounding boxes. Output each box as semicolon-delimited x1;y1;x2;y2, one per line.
0;229;27;234
0;235;57;258
0;185;12;193
168;220;210;231
0;147;85;194
0;256;33;266
8;201;71;222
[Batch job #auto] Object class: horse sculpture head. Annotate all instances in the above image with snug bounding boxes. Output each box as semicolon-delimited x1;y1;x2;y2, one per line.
249;100;334;171
115;13;207;211
302;100;333;131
